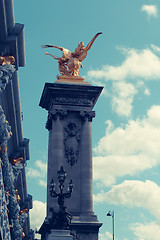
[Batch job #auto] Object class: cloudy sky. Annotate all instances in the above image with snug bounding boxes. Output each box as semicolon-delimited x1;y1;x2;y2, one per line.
14;0;160;239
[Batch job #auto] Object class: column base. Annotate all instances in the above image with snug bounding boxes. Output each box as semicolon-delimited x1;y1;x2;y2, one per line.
47;230;73;240
71;214;102;240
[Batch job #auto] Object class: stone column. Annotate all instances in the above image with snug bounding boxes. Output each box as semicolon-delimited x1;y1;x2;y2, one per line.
46;109;67;215
80;111;95;214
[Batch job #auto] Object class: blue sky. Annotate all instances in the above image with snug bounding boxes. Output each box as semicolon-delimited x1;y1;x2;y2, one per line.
14;1;160;239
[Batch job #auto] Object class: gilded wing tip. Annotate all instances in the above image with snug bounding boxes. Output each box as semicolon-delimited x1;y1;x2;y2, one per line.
41;45;47;48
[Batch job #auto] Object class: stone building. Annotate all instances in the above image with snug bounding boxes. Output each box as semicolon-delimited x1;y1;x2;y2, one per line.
0;1;33;239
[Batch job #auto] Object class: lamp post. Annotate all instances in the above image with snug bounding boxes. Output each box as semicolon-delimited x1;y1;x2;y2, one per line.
107;211;114;240
49;166;74;229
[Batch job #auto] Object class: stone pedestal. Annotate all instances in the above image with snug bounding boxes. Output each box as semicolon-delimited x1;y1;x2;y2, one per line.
39;80;103;240
56;75;89;85
47;230;73;240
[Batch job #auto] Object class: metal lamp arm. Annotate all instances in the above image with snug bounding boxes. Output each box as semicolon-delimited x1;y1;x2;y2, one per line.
50;191;58;197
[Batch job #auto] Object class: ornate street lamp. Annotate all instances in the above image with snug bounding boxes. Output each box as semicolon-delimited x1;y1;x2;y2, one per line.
57;166;66;184
107;211;114;240
49;166;74;229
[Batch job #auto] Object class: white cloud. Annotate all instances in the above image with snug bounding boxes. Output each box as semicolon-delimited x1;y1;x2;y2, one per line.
30;200;46;230
35;160;47;178
141;5;158;18
99;231;113;240
95;180;160;240
27;160;47;178
87;46;160;116
93;154;153;186
27;160;47;187
93;105;160;186
94;180;160;221
130;222;160;240
27;168;42;178
88;47;160;82
144;88;150;96
111;82;137;117
151;44;160;54
39;179;47;187
99;231;128;240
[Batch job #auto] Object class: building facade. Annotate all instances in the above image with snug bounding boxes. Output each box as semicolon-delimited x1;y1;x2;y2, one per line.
0;1;33;239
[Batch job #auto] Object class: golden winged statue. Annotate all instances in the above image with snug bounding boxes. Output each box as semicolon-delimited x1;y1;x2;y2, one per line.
41;32;102;77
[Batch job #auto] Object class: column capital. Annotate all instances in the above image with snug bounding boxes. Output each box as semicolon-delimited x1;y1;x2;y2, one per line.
51;109;67;119
46;109;67;130
80;110;95;122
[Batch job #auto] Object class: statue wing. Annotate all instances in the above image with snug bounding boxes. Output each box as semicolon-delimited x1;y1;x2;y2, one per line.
41;45;72;59
78;32;102;62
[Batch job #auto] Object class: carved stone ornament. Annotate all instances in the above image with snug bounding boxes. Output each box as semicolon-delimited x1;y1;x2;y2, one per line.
80;110;95;122
52;97;92;107
0;63;15;92
0;106;24;240
0;162;11;240
51;109;67;120
46;109;67;130
0;56;15;66
64;121;80;166
46;114;52;131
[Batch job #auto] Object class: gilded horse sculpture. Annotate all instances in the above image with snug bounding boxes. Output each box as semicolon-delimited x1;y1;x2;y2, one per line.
41;32;102;77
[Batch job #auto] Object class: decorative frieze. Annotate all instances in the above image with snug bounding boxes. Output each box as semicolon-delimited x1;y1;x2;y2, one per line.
52;97;92;107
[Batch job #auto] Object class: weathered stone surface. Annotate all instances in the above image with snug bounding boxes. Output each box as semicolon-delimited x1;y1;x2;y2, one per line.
47;230;73;240
39;82;103;111
0;64;15;91
39;81;103;240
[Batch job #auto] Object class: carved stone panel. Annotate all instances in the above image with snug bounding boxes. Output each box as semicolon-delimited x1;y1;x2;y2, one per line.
64;121;80;166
